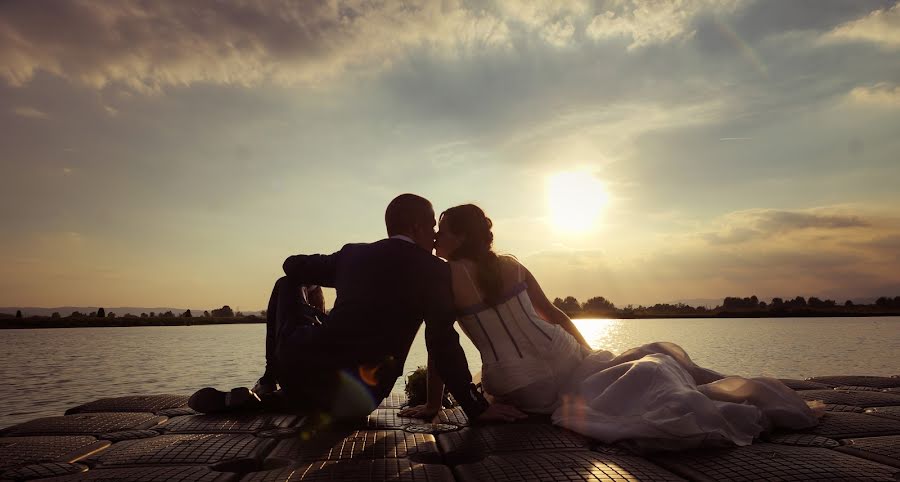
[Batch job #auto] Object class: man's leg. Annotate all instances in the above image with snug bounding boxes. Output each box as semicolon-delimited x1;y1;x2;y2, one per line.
277;365;385;420
190;276;313;413
257;276;312;394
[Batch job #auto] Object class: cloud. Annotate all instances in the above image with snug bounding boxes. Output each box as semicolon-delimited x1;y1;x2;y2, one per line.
0;0;512;92
523;206;900;305
851;234;900;259
823;2;900;48
586;0;738;48
702;208;870;245
0;0;753;92
12;106;48;119
848;83;900;107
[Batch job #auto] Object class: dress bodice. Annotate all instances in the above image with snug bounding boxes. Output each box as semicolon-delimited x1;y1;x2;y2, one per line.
453;263;585;412
457;282;558;365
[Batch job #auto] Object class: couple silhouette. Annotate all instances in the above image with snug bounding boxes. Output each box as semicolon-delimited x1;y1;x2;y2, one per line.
190;193;821;450
189;194;524;424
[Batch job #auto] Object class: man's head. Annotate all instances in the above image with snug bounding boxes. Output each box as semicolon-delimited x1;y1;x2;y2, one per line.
385;194;436;251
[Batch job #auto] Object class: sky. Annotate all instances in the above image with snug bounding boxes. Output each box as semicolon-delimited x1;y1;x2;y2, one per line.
2;0;899;310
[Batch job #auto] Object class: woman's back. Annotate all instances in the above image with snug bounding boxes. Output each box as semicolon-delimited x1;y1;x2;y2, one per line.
449;256;585;412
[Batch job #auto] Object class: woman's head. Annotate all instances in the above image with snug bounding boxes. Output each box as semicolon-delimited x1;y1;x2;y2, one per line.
436;204;493;260
437;204;503;304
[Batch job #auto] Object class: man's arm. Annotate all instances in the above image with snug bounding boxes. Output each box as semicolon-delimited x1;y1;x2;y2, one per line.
424;312;488;419
423;264;489;420
283;249;341;288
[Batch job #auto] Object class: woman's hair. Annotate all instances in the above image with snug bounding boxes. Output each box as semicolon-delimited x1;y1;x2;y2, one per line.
440;204;503;305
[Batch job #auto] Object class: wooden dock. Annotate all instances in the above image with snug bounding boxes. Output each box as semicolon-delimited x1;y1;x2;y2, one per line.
1;375;899;481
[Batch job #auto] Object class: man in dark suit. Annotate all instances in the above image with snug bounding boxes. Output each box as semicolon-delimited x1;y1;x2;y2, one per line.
190;194;525;423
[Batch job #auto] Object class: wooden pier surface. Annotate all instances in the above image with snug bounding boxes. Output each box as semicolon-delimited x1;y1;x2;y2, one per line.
2;375;899;481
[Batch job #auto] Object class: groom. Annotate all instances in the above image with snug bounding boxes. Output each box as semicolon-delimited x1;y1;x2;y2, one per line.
190;193;525;423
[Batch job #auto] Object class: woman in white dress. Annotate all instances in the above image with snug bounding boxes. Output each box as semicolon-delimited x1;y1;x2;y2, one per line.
399;204;821;452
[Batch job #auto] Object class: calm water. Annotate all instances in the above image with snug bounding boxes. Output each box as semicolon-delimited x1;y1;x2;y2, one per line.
1;317;898;429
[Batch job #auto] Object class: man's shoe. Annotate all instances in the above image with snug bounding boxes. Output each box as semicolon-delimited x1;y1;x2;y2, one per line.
252;378;278;397
188;387;261;413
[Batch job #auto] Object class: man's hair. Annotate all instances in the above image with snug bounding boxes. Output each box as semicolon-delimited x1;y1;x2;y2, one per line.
385;194;433;236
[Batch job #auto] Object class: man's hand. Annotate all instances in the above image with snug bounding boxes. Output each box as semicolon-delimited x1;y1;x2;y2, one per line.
398;404;441;421
307;286;325;312
475;402;528;423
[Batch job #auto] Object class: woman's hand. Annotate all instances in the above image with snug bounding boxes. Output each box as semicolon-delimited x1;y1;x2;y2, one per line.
398;404;441;420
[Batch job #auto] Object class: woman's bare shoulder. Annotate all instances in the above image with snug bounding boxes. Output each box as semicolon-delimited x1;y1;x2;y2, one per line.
496;254;528;285
447;259;477;281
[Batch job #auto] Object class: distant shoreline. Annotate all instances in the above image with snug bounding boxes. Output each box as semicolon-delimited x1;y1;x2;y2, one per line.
574;311;900;319
1;311;898;329
0;316;266;329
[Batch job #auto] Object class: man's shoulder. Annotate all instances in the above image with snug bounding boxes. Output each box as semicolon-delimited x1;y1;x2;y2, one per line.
360;239;447;270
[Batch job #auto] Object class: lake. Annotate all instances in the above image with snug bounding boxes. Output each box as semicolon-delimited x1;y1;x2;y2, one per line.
1;317;897;429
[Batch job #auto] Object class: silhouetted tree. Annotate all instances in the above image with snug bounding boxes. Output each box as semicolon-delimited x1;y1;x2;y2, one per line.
15;310;22;318
771;298;784;307
553;296;581;315
97;307;106;318
51;312;60;319
70;311;84;318
806;298;835;308
89;311;97;317
182;309;193;318
723;296;761;310
235;311;244;317
107;312;116;318
140;312;148;318
149;312;156;317
161;311;175;318
260;310;267;318
211;305;234;317
583;296;616;313
844;300;854;307
203;310;210;318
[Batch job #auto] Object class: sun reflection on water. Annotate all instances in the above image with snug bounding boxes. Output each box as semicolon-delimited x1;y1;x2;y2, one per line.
572;318;625;353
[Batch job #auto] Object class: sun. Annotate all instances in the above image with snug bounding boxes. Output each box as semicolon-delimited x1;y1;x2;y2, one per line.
547;170;608;233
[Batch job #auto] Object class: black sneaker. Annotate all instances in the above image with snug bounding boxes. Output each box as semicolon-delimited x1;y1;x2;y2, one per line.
188;387;261;413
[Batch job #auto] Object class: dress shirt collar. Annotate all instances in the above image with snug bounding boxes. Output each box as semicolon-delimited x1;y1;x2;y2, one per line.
390;234;416;244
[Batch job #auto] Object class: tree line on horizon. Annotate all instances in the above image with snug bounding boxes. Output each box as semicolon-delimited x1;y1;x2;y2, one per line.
6;294;900;321
552;295;900;317
6;305;265;320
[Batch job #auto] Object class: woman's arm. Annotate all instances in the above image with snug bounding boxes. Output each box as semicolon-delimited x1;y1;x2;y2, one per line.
522;262;592;350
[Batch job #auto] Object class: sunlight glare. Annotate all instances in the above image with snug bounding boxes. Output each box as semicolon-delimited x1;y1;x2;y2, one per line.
547;170;609;233
572;318;621;352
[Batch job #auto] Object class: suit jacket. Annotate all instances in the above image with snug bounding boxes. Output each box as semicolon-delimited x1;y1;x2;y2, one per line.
280;238;488;418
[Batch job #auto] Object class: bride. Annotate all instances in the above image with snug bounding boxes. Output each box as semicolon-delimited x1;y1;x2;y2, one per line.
399;204;820;451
